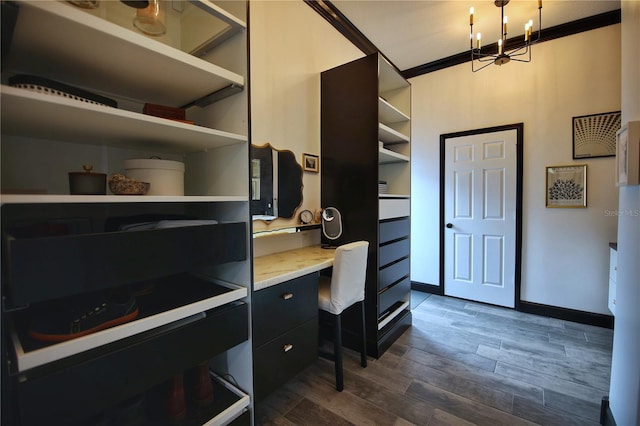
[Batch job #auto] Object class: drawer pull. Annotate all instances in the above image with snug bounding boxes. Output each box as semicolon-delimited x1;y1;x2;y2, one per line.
283;344;293;353
281;292;294;300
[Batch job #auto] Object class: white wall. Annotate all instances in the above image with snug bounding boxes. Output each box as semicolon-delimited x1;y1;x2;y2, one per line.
249;0;363;235
609;1;640;424
410;25;621;315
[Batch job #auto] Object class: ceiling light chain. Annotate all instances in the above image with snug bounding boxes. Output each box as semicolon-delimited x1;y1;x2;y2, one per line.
469;0;542;72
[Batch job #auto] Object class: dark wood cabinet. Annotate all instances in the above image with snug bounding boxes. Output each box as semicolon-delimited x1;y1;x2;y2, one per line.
321;53;412;358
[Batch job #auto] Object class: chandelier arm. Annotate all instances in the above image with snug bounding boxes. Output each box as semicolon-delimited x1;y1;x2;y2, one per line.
472;51;502;61
506;44;530;57
472;60;495;72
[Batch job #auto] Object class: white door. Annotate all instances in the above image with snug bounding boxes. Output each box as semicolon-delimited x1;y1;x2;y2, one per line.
443;128;518;308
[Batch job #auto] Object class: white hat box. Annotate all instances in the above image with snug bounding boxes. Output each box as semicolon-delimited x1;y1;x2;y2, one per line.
124;158;185;196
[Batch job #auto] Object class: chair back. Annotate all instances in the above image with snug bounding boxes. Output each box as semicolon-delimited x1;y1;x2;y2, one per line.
328;241;369;314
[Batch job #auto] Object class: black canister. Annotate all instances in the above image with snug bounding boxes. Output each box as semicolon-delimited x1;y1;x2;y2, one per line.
69;165;107;195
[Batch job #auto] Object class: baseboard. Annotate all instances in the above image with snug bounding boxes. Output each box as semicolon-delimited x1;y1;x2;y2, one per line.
519;301;614;329
411;281;442;295
600;397;617;426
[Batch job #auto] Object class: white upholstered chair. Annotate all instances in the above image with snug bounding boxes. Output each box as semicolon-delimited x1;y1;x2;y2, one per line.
318;240;369;391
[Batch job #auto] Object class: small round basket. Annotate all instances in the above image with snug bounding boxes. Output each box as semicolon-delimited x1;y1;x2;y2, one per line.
109;174;150;195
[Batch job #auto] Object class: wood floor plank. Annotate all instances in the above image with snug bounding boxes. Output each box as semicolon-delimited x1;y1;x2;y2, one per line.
406;380;538;426
512;395;601;426
312;357;437;425
477;345;611;390
494;361;607;404
461;302;566;328
401;348;544;403
283;364;401;426
284;398;356;426
411;310;503;350
542;388;602;421
398;327;497;372
427;408;479;426
564;345;613;366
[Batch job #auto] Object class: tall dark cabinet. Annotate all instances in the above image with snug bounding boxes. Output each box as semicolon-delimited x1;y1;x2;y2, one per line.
321;53;411;358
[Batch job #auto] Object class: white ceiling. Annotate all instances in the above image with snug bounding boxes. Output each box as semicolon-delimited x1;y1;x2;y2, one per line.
330;0;621;71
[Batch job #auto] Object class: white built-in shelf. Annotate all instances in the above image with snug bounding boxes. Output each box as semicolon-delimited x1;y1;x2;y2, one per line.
379;146;410;164
10;280;247;372
7;1;244;107
379;97;409;125
1;86;247;154
379;123;410;144
379;57;410;93
0;194;248;205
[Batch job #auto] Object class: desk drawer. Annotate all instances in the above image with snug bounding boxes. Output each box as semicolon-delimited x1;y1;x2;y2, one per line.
14;302;248;426
253;318;317;402
253;273;318;347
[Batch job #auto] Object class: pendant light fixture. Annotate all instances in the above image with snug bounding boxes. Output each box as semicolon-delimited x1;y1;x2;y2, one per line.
470;0;542;72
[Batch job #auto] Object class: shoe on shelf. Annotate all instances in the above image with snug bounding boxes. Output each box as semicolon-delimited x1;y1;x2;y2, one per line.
28;289;139;343
192;361;214;407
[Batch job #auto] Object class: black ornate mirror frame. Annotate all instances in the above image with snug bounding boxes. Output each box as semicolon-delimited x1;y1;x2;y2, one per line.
250;143;303;221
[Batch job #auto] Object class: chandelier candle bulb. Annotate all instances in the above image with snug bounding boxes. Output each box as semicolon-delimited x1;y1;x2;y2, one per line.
477;33;481;49
503;16;508;35
470;7;474;25
498;38;503;55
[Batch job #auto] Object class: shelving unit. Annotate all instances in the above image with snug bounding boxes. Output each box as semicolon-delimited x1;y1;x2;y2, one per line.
1;1;252;424
321;53;411;358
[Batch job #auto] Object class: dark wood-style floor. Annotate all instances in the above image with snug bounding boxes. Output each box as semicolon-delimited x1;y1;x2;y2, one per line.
255;291;613;425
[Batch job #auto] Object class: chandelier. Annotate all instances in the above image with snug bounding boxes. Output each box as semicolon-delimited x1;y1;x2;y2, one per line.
469;0;542;72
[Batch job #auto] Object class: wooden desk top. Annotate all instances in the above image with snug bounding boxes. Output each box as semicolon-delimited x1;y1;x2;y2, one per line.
253;245;335;291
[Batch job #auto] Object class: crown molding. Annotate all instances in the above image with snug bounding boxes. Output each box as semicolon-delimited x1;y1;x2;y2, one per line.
304;1;621;79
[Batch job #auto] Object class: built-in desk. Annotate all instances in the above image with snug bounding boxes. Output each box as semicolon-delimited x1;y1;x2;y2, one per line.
253;245;335;290
252;245;335;402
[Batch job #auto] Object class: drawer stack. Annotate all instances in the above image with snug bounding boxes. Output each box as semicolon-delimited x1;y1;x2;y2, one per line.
252;273;319;401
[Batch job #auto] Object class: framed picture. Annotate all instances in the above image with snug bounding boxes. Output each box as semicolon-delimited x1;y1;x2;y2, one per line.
572;111;621;159
546;164;587;208
302;153;319;173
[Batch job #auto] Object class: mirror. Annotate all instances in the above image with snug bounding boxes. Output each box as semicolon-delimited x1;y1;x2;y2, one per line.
251;144;303;221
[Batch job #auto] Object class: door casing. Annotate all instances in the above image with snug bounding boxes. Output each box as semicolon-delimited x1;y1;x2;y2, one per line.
439;123;523;309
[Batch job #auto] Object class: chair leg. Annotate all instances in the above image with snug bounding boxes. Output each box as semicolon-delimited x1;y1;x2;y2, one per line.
333;313;344;392
360;300;367;368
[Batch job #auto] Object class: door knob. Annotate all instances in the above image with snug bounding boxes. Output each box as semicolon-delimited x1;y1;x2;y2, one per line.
446;223;453;228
